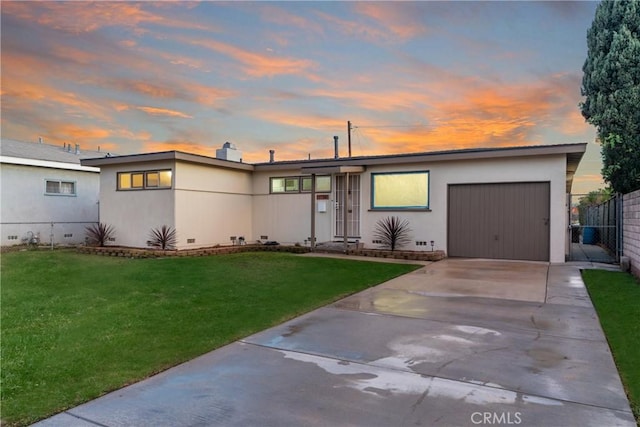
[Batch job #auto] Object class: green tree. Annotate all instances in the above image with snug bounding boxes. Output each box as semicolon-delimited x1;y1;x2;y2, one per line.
580;0;640;194
577;188;612;224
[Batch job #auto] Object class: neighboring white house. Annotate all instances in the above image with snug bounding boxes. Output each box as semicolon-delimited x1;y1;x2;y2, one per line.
82;142;586;263
0;138;102;246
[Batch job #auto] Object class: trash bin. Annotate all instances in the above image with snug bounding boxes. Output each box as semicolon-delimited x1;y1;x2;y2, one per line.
582;227;598;245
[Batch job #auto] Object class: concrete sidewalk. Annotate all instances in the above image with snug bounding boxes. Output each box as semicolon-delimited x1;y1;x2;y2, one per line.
34;258;635;426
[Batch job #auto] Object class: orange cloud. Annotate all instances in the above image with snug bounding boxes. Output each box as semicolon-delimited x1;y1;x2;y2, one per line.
250;109;344;131
136;106;192;119
560;109;592;135
188;38;316;79
314;11;389;43
259;5;324;35
353;2;428;41
2;1;209;34
143;141;215;156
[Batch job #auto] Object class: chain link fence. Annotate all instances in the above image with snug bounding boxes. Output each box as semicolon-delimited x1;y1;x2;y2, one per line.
569;194;621;263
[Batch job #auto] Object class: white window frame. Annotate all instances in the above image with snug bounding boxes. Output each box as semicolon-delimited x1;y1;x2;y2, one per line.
45;179;76;196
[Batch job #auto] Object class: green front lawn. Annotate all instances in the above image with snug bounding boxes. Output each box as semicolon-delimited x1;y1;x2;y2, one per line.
582;269;640;422
1;250;420;426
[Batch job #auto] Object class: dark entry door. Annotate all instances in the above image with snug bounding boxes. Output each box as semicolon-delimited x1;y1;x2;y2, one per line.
448;182;550;261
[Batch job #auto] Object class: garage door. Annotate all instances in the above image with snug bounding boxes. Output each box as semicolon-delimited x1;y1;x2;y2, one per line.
448;182;550;261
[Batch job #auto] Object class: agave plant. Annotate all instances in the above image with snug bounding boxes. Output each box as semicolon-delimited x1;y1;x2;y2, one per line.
148;225;177;250
373;216;412;251
85;223;115;247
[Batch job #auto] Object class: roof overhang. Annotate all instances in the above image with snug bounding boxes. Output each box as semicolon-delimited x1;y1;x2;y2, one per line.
566;148;586;193
300;165;365;174
1;155;100;172
255;143;588;170
81;151;254;172
257;144;587;192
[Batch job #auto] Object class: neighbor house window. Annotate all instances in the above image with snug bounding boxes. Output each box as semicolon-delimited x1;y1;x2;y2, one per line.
118;170;172;190
45;180;76;196
271;176;331;194
371;171;429;209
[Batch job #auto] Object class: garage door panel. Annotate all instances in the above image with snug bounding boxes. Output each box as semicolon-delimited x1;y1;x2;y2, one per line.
448;182;550;261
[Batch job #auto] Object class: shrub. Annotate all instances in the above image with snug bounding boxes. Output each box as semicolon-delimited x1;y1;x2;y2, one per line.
148;225;177;250
85;223;115;247
373;216;412;251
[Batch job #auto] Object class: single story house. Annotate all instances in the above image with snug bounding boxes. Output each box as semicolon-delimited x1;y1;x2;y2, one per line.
82;142;586;263
1;138;102;246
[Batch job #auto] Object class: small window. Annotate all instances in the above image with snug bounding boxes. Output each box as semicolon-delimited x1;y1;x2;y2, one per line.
131;173;144;188
285;178;299;192
146;172;159;187
371;171;429;209
302;177;312;192
119;173;132;189
316;176;331;192
159;170;172;187
118;170;172;190
273;176;331;194
270;177;300;193
45;180;76;196
271;178;286;193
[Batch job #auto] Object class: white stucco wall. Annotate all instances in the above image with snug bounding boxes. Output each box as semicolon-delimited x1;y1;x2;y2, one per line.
0;163;99;246
358;154;567;262
97;161;175;248
174;161;253;249
93;151;570;262
252;170;333;245
253;154;568;262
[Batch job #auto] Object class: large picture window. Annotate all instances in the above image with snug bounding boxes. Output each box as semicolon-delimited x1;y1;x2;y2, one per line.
270;175;331;194
118;170;172;190
371;171;429;209
45;180;76;196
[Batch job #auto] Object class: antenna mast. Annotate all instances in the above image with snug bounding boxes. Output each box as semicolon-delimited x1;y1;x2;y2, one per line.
347;120;352;158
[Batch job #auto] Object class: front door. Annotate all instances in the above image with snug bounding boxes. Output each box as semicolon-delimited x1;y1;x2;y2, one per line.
335;174;360;238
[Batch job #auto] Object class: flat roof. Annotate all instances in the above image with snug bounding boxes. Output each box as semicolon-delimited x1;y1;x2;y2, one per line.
81;143;586;191
81;150;255;171
1;138;103;165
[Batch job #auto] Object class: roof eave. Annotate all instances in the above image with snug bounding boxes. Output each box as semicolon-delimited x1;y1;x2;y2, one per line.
81;151;254;171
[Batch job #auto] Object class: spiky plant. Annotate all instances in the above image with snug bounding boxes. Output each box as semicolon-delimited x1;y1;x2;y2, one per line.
373;216;412;251
148;225;177;250
85;223;115;247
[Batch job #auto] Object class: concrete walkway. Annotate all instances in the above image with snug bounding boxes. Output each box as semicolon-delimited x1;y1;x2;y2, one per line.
570;242;616;264
34;258;635;426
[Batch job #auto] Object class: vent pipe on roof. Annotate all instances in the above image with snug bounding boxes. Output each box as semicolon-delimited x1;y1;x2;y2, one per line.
269;149;275;163
75;144;80;154
39;137;43;144
333;136;339;159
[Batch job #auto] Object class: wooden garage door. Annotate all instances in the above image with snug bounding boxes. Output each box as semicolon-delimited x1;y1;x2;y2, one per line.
448;182;550;261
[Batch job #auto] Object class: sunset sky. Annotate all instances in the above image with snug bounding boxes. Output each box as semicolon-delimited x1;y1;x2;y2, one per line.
1;1;605;193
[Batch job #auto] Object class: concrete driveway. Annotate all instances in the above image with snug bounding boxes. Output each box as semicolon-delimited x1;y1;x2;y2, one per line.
35;258;635;426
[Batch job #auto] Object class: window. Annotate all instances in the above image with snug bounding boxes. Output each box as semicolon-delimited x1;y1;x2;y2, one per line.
317;176;331;192
302;176;331;192
271;176;331;194
285;177;299;192
371;171;429;209
118;170;172;190
45;180;76;196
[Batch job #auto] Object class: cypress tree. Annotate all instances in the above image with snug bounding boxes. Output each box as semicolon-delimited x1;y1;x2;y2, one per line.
580;0;640;194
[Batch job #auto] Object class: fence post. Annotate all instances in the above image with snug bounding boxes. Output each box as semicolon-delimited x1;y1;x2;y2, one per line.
617;193;623;262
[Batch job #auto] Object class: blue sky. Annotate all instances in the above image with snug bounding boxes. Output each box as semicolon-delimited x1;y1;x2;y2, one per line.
1;1;604;193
